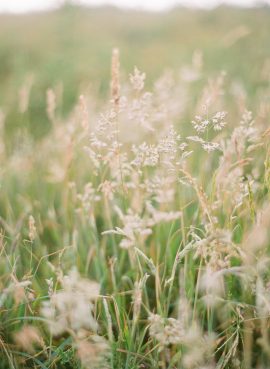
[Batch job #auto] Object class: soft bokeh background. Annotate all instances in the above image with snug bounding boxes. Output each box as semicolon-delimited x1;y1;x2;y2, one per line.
0;1;269;140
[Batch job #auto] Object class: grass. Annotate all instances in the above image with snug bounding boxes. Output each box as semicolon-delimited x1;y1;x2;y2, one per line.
0;4;270;369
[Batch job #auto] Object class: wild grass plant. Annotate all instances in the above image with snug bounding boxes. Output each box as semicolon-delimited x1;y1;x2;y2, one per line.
1;15;270;368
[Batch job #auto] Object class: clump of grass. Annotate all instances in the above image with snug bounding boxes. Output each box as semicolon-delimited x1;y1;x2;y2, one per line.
0;44;270;369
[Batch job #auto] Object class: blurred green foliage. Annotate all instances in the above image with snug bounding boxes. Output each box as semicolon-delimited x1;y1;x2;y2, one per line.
0;4;269;139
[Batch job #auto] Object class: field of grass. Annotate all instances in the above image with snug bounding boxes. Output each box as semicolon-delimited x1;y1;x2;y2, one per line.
1;4;270;369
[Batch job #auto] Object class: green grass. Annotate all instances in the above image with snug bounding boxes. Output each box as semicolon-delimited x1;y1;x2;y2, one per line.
0;4;270;369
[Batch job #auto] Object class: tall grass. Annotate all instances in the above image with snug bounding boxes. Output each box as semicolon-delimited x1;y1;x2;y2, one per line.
1;8;270;368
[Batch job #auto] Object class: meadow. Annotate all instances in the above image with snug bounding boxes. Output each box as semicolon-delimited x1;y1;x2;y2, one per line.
1;4;270;368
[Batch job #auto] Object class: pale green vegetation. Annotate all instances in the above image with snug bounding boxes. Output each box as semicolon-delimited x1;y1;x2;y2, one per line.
1;4;270;369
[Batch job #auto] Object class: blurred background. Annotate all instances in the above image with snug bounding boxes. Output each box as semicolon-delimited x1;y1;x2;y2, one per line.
0;0;269;141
